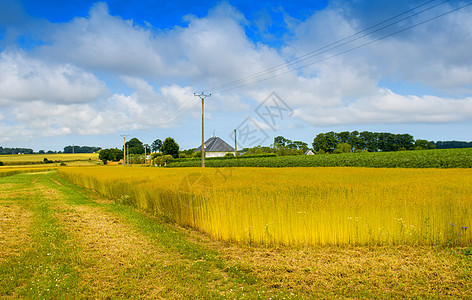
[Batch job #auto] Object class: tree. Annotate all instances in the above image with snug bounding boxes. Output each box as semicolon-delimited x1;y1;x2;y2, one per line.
125;138;144;154
151;139;163;152
395;134;414;150
333;143;352;154
414;139;436;150
312;132;338;153
274;136;290;147
99;148;124;164
336;131;350;144
359;131;377;152
161;137;180;158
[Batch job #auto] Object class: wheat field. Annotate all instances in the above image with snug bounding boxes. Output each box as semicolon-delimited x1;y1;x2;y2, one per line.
58;166;472;246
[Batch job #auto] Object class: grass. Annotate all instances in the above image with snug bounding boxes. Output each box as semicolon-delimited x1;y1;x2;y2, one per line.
59;166;472;247
1;171;471;298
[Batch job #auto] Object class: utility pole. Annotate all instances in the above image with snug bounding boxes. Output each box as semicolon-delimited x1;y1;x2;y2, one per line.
144;144;148;166
194;92;211;167
120;134;129;166
127;145;130;166
234;129;237;157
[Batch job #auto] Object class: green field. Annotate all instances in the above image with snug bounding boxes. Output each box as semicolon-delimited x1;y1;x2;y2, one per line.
169;148;472;168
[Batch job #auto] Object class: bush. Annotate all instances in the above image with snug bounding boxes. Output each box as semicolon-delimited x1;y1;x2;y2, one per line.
0;161;3;166
151;152;163;159
224;153;235;157
151;155;174;166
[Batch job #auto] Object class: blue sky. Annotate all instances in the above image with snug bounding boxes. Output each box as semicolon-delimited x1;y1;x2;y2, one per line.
1;0;471;151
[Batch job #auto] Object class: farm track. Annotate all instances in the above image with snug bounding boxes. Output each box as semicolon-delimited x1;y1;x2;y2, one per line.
0;171;471;298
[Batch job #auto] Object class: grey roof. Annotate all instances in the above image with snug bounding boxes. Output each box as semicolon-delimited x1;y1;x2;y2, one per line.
195;136;235;152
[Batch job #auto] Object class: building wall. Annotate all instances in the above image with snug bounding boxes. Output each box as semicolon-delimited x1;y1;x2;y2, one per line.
206;151;232;158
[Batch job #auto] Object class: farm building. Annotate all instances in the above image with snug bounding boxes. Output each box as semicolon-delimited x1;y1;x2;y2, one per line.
304;149;314;155
194;136;235;157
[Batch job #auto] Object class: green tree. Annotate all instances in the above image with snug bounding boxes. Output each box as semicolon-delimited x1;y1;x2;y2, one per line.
161;137;180;158
359;131;377;152
414;139;436;150
333;143;352;154
312;132;338;153
125;138;144;154
99;148;124;164
151;139;162;152
274;136;290;147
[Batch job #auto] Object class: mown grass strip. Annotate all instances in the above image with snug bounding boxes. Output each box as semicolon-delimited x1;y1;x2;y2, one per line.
0;174;80;298
50;172;292;298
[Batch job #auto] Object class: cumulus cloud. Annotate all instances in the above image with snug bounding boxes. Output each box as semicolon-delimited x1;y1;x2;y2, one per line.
0;50;108;103
1;1;472;144
295;89;472;127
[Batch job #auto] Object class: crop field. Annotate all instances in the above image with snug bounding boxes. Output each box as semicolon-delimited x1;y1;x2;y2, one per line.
0;167;57;178
0;153;100;166
59;166;472;247
169;148;472;168
2;170;471;298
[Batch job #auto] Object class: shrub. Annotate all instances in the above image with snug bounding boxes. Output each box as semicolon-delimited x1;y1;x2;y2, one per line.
151;155;174;166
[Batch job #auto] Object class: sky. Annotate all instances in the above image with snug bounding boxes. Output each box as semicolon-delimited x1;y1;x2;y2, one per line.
0;0;471;151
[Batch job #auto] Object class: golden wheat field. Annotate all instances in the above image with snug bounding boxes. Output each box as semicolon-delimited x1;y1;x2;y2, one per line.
58;166;472;246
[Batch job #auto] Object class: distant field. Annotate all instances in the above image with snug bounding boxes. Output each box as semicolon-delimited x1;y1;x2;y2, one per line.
169;148;472;168
0;167;57;177
0;153;99;165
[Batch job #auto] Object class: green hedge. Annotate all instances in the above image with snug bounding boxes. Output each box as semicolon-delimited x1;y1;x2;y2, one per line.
167;148;472;168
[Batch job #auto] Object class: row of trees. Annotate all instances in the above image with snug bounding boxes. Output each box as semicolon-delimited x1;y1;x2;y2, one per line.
0;147;34;155
312;131;436;154
436;141;472;149
63;145;101;153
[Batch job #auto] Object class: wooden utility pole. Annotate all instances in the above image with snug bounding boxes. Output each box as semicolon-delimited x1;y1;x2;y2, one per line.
234;129;237;157
127;145;130;166
194;92;211;167
120;134;129;166
144;144;148;166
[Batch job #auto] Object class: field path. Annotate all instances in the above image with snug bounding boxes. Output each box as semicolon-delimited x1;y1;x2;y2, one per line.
1;171;471;299
0;172;247;299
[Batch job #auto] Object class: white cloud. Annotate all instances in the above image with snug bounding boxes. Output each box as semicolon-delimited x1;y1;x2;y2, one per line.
1;1;472;145
295;89;472;127
0;50;108;103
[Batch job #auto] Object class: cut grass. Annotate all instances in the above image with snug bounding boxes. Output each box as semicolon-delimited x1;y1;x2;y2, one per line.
1;171;471;298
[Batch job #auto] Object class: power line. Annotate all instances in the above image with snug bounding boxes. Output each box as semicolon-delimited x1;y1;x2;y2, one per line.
211;0;453;92
215;1;472;93
142;0;470;131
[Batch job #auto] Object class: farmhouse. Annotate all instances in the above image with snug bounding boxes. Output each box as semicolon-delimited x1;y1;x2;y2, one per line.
194;136;235;157
304;149;314;155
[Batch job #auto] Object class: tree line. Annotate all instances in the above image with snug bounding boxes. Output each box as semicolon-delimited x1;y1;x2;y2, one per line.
312;131;436;154
0;147;34;155
63;145;101;153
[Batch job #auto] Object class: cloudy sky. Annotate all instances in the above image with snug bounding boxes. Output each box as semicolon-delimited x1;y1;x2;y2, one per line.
1;0;471;151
